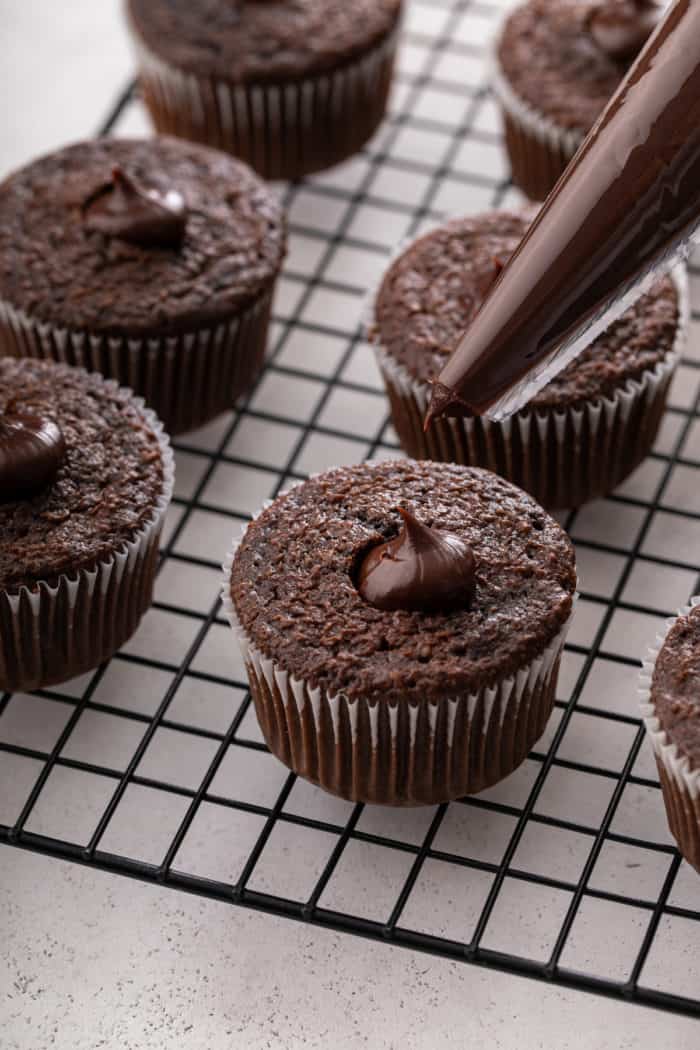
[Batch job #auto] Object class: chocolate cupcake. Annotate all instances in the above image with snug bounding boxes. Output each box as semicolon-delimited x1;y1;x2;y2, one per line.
0;358;173;693
640;600;700;874
0;137;286;435
125;0;403;181
222;460;576;805
370;210;686;510
494;0;662;200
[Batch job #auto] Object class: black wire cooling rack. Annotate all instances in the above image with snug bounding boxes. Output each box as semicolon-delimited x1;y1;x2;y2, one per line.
1;0;699;1022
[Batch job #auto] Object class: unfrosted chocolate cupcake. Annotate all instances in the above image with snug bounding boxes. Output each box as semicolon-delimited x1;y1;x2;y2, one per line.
126;0;403;181
0;137;286;435
641;601;700;874
495;0;662;200
222;459;576;805
0;358;173;693
371;210;685;510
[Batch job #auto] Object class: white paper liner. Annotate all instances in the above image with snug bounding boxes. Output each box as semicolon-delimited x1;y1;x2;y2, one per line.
639;599;700;870
221;515;576;804
491;65;584;170
639;598;700;802
0;376;174;693
368;264;687;510
128;21;400;180
0;289;273;436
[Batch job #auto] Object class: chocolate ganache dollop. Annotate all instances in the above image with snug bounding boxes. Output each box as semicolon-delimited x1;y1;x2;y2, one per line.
82;165;187;249
428;0;700;424
587;0;663;61
356;507;476;613
0;410;66;503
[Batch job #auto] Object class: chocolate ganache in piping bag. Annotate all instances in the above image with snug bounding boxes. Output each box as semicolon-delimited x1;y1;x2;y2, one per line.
428;0;700;423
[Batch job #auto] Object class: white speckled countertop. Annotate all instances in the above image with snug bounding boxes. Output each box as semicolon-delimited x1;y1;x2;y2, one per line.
2;848;698;1049
1;2;699;1046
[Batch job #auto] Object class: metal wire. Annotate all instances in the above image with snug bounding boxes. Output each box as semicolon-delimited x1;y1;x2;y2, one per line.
1;0;699;1021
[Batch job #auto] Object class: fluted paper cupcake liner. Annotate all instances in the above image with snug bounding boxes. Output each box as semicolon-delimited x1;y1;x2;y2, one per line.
0;288;272;437
371;264;687;511
491;65;584;201
0;386;174;694
222;520;575;805
639;599;700;873
129;24;400;181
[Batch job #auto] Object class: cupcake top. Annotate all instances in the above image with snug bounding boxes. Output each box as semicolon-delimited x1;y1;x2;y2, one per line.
230;460;576;703
498;0;661;132
651;605;700;769
127;0;403;83
373;210;679;411
0;137;286;336
0;359;168;593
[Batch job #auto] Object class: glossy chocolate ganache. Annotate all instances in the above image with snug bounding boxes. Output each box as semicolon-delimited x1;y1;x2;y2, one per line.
0;410;65;503
586;1;662;62
430;0;700;422
356;507;476;613
82;165;187;250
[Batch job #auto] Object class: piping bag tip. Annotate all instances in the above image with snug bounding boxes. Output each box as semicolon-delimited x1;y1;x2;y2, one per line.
424;381;477;429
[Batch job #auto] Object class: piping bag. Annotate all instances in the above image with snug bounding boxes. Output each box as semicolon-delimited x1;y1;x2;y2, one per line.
427;0;700;424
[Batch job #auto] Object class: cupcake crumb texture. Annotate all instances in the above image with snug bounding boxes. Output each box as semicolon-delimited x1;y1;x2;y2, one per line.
652;606;700;768
0;137;286;335
0;358;164;592
231;460;576;702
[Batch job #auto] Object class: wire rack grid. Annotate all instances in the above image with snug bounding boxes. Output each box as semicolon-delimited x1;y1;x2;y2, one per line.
1;0;699;1023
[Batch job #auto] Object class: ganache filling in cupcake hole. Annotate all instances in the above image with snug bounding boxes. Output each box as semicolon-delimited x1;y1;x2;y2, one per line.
0;402;66;504
585;0;662;62
81;165;188;250
353;507;476;614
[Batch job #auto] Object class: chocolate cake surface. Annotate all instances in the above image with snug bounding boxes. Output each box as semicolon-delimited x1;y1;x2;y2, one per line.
0;137;286;336
373;211;679;411
127;0;403;83
651;605;700;769
230;460;576;702
497;0;643;132
0;359;165;592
